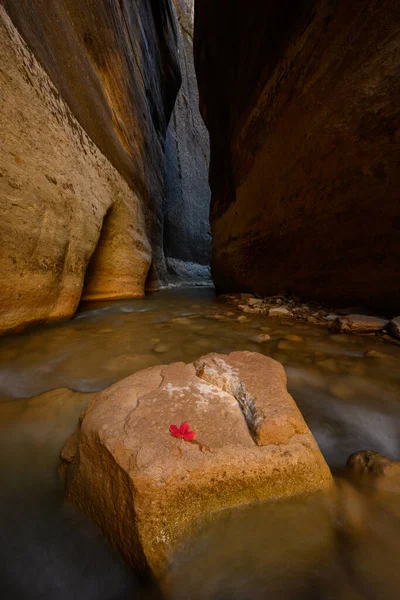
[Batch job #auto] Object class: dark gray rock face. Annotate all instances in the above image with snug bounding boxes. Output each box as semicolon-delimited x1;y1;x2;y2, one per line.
164;0;212;286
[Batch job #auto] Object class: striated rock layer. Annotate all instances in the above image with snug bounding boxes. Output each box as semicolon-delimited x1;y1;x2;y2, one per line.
164;0;211;285
0;1;180;333
194;0;400;312
61;351;332;577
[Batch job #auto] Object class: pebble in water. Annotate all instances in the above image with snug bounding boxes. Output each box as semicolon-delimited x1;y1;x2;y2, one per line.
153;343;169;354
283;335;303;342
277;340;296;351
252;334;271;343
330;381;354;399
170;317;192;325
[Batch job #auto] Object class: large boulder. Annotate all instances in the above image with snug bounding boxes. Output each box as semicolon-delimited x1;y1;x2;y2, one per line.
194;0;400;313
0;1;180;334
61;351;332;577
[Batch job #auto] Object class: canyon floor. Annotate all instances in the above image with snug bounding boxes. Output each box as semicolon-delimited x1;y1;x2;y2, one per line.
0;288;399;598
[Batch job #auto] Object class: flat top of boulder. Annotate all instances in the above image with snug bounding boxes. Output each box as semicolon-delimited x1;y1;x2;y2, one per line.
79;352;311;480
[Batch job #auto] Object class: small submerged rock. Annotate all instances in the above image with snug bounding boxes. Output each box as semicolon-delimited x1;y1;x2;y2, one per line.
252;333;271;343
277;340;296;351
238;315;249;322
190;323;206;331
329;381;354;399
283;334;303;343
388;317;400;340
364;349;392;360
195;338;213;349
153;342;170;353
346;450;400;484
243;305;266;314
170;317;191;326
334;314;389;334
269;307;291;317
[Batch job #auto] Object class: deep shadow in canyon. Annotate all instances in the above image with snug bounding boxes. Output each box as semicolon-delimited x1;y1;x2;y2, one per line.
194;0;400;313
0;0;400;599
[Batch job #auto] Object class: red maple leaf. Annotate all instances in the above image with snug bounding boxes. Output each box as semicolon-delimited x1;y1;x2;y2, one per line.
169;421;196;442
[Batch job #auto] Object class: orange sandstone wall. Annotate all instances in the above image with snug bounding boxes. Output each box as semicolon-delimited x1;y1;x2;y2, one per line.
0;1;180;333
194;0;400;312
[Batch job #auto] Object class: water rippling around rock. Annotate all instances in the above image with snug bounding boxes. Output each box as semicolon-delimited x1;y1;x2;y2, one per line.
0;288;399;599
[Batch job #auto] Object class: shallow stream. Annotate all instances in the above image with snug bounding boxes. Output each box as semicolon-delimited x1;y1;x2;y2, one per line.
0;288;399;599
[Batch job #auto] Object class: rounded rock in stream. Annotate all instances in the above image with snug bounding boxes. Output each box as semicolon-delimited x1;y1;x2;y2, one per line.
388;317;400;340
153;342;170;354
335;314;389;334
61;351;332;578
347;450;400;484
252;333;271;343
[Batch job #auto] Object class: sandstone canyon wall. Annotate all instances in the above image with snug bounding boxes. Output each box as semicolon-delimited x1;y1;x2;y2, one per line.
194;0;400;312
0;0;181;334
164;0;211;285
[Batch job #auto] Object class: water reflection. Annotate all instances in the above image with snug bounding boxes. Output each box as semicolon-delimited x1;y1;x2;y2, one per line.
167;481;400;600
0;391;158;600
0;288;399;599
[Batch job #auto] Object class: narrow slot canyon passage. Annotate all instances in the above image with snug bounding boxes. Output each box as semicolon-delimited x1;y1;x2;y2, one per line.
0;1;399;599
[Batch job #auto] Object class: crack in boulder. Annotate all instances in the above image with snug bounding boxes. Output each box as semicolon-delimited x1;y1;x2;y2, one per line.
195;356;263;444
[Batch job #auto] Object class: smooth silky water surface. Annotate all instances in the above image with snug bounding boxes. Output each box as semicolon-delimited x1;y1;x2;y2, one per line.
0;288;399;599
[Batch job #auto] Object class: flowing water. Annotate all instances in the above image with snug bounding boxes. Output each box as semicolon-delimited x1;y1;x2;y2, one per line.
0;287;399;599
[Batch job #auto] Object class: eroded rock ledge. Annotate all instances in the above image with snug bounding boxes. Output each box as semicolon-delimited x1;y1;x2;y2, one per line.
61;351;332;577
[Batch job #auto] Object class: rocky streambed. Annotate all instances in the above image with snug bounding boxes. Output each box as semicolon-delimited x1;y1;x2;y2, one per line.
0;287;400;598
228;292;400;344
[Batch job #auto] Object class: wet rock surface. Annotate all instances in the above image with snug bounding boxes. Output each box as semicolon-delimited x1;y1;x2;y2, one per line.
1;288;400;598
347;450;400;484
227;293;400;344
388;317;400;340
335;315;389;334
194;0;400;312
61;351;332;577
